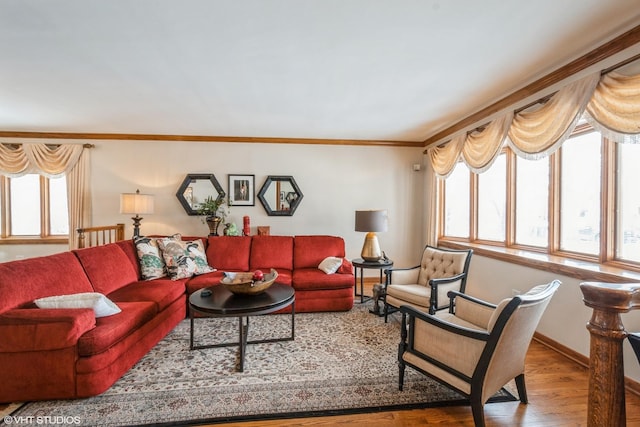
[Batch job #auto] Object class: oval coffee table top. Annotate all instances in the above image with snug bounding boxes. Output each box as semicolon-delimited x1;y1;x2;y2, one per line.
189;282;295;316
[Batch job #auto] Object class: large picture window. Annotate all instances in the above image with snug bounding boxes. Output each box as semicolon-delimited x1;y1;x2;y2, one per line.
439;125;640;271
1;174;69;243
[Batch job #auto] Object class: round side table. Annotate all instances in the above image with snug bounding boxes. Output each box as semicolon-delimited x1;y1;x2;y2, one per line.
352;258;393;304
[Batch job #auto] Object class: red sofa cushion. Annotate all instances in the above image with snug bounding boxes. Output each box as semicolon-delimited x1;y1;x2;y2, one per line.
0;252;94;315
292;268;354;290
206;236;251;271
115;239;141;279
77;301;156;356
250;235;294;271
74;243;139;295
0;308;96;352
108;279;187;312
293;235;346;269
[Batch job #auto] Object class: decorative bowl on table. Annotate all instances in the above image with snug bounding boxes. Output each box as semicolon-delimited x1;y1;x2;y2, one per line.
220;269;278;295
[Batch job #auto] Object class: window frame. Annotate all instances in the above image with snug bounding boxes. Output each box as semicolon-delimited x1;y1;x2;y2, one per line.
437;123;640;283
0;174;69;245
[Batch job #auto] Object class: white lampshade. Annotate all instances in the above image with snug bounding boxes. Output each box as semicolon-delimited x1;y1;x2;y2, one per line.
355;210;388;261
120;189;154;238
120;189;155;215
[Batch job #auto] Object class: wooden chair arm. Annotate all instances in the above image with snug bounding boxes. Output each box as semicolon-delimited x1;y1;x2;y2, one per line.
446;290;498;311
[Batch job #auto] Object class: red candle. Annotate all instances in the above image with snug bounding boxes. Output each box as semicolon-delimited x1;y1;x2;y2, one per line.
243;216;250;236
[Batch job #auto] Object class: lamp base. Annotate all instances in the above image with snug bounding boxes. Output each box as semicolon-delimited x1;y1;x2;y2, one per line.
131;215;143;239
361;232;382;262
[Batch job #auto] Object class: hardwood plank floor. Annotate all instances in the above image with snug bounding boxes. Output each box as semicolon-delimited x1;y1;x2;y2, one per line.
3;283;640;426
206;339;640;426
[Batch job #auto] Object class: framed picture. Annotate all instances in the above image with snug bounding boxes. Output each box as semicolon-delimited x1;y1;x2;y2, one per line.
228;174;255;206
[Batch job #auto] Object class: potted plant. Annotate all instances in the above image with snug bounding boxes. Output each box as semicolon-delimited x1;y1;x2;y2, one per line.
196;195;229;236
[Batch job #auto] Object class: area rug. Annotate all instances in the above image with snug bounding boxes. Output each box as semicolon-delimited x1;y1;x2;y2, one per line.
10;304;515;426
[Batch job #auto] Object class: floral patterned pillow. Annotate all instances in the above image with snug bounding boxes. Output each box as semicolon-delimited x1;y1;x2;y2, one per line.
157;238;215;280
134;234;181;280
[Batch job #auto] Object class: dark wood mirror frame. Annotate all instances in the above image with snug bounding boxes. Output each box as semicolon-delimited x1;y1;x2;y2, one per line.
176;173;226;216
257;175;303;216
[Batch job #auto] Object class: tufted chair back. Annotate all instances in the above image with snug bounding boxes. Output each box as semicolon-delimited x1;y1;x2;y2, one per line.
417;246;470;286
416;246;472;310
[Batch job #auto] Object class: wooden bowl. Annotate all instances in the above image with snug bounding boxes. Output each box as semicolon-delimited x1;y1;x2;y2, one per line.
220;269;278;295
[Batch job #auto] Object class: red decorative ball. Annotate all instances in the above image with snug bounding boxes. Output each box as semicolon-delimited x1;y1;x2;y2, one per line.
253;270;264;281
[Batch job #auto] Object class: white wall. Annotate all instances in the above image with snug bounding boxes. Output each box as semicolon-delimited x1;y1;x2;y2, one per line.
1;139;427;272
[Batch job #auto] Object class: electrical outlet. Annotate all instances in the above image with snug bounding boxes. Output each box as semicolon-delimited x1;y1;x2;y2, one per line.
512;289;521;296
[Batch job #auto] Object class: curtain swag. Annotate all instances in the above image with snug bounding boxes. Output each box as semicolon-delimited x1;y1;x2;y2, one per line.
462;111;513;173
430;65;640;178
0;143;84;178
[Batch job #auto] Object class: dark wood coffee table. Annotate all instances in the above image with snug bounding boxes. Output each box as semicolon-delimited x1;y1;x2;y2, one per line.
188;282;295;372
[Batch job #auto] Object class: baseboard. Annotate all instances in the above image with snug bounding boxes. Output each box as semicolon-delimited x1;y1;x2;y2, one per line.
533;332;640;397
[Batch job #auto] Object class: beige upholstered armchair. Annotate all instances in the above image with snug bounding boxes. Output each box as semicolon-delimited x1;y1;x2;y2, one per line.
398;280;560;427
383;245;472;322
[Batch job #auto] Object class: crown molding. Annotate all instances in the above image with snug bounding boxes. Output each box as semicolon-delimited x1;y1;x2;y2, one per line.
0;131;424;148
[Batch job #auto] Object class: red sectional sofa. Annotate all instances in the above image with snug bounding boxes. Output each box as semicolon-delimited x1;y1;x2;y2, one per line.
0;234;353;403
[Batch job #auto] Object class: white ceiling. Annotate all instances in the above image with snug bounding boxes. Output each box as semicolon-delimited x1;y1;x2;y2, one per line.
1;1;639;144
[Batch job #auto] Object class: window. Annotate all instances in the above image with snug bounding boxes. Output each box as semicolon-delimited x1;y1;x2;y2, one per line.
1;174;69;242
477;154;506;242
616;143;640;263
443;162;470;238
439;125;640;272
515;156;549;247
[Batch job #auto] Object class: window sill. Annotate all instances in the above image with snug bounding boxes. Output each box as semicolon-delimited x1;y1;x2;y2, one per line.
438;240;640;284
0;237;68;245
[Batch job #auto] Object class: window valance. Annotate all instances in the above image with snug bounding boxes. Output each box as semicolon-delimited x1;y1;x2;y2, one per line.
0;143;84;178
430;63;640;177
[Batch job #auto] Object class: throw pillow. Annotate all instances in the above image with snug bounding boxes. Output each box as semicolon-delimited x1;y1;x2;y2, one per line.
134;234;181;280
338;258;353;274
34;292;121;318
318;256;342;274
158;238;215;280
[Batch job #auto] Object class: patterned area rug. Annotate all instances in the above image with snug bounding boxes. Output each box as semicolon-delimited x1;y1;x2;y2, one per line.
10;304;514;426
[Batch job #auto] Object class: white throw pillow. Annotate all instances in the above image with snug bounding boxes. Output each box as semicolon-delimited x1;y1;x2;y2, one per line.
318;256;342;274
35;292;121;318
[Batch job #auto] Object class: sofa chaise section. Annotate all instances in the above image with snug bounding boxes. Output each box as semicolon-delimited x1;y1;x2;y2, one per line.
0;243;186;402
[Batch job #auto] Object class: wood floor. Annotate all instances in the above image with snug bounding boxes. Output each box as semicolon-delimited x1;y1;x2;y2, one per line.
203;338;640;427
3;286;640;426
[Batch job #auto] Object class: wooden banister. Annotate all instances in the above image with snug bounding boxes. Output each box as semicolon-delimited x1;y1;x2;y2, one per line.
76;223;126;249
580;281;640;427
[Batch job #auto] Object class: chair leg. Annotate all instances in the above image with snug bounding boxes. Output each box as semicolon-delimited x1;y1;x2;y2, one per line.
515;373;528;403
470;396;485;427
398;361;405;391
384;302;389;323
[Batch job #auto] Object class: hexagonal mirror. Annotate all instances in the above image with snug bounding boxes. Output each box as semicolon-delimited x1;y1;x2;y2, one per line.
176;173;225;216
257;175;303;216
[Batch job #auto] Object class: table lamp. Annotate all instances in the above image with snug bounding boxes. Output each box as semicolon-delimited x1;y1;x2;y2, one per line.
355;210;388;262
120;189;155;238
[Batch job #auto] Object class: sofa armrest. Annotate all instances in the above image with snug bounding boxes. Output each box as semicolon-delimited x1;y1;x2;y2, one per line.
0;308;96;352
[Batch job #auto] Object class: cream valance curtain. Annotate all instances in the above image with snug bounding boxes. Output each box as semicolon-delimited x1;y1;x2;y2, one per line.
507;73;600;159
0;144;84;177
0;143;91;249
462;112;513;173
584;71;640;144
429;65;640;177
